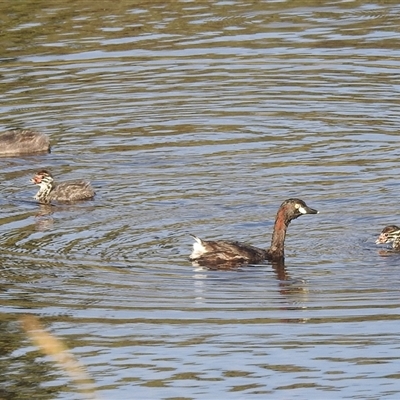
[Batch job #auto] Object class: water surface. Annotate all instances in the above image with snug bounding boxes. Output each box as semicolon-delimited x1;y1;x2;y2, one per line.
1;1;400;399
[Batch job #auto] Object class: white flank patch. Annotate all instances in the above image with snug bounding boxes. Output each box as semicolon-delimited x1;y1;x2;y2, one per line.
190;237;207;259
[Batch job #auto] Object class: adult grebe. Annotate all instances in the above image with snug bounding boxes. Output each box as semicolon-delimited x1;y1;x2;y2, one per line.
190;198;318;267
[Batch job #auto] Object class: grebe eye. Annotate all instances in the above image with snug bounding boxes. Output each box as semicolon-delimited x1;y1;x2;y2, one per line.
294;204;300;209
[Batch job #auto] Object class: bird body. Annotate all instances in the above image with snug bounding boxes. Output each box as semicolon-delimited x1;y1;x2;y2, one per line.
0;129;50;155
190;235;268;265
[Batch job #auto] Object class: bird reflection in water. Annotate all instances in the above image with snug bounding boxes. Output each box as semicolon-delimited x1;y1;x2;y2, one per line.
191;258;310;310
34;204;54;231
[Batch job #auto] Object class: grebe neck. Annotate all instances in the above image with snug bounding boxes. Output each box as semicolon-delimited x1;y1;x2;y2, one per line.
34;177;54;204
267;206;291;260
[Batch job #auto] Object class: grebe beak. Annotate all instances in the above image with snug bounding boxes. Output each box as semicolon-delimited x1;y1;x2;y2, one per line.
299;205;318;215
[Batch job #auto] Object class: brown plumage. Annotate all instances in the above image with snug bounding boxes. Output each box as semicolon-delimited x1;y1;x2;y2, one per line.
31;170;95;204
0;129;50;155
376;225;400;250
190;198;318;267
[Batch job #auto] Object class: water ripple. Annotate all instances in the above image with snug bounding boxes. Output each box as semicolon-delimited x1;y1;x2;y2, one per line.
1;1;400;399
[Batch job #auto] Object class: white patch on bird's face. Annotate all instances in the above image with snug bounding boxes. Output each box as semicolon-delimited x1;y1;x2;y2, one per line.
298;206;308;214
190;241;207;259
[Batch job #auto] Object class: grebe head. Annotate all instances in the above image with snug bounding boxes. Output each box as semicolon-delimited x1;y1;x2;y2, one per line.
280;198;319;221
376;225;400;245
31;170;54;186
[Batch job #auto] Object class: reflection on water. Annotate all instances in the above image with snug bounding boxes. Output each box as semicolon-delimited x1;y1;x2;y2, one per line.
1;0;400;399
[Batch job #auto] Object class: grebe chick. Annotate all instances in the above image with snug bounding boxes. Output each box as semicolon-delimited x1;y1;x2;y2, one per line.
0;129;50;155
376;225;400;250
31;170;95;204
190;198;318;267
